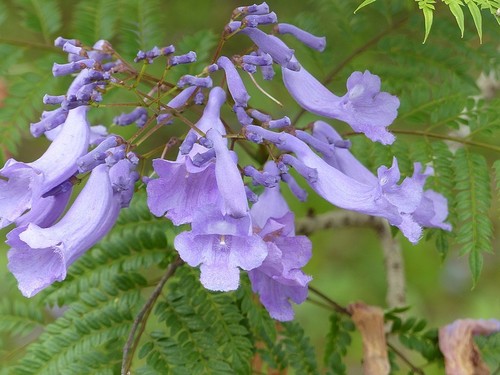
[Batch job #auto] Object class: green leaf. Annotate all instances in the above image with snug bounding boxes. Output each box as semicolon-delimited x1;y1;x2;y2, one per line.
354;0;378;13
454;149;493;286
445;0;466;37
18;0;62;44
73;0;119;44
417;0;436;43
465;0;483;42
475;331;500;369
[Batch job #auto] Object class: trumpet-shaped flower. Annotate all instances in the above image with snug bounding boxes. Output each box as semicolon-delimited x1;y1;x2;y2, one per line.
174;207;267;291
6;163;132;297
249;162;312;321
282;59;399;144
147;87;248;224
0;106;90;229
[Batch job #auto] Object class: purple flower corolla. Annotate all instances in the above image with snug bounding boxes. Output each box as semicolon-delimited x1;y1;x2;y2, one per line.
0;106;90;229
7;164;120;297
245;125;406;227
52;59;95;77
206;128;249;218
217;56;250;107
248;161;312;321
312;121;451;238
30;108;69;137
170;51;197;66
157;86;197;125
147;87;247;224
275;23;326;52
177;75;212;88
15;189;72;229
174;207;268;291
282;59;399;144
114;107;148;127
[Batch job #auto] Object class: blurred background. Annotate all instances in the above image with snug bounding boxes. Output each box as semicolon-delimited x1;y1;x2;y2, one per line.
0;0;499;373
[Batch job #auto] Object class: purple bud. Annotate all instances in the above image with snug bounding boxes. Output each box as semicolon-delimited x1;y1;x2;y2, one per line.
54;37;80;48
217;56;250;107
244;12;277;27
161;45;175;55
239;27;294;67
105;145;126;167
114;107;148;126
245;186;259;203
260;64;275;80
276;23;326;52
280;170;307;201
75;83;97;102
43;94;65;105
244;165;280;188
52;60;95;77
192;149;216;167
41;175;80;198
62;42;86;56
30;108;69;137
180;131;198;155
206;63;219;73
77;136;120;173
234;105;253;125
242;53;273;66
177;75;213;88
234;2;270;16
268;116;291;129
281;154;318;183
295;130;334;157
170;51;197;66
198;137;213;149
194;90;205;105
249;109;272;122
242;64;257;73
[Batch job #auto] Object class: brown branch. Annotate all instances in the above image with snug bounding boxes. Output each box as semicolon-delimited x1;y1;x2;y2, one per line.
121;257;184;375
296;211;406;309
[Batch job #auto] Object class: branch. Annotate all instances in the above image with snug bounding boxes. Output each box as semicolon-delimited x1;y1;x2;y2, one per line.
121;257;184;375
296;211;406;309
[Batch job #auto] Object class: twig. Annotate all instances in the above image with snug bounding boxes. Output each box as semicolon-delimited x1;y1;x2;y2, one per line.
296;211;406;309
121;257;184;375
387;341;425;375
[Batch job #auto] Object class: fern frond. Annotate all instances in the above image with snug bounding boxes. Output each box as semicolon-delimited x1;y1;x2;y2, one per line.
323;313;354;374
139;266;253;374
16;0;62;44
453;148;493;286
416;0;436;43
281;321;320;375
0;60;66;164
72;0;119;44
118;0;164;59
475;331;500;370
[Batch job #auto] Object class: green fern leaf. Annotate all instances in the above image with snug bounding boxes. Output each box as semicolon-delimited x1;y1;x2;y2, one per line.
72;0;119;44
416;0;436;43
453;149;492;286
281;321;319;375
118;0;164;59
17;0;62;44
324;313;354;374
465;0;483;41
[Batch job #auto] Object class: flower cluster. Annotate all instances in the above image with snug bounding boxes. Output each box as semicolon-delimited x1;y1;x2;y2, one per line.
1;3;450;320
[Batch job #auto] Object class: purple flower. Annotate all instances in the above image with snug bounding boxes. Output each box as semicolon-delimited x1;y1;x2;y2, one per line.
312;121;452;236
248;162;312;321
7;164;123;297
282;59;399;144
147;87;248;224
0;106;90;229
245;125;411;233
174;207;268;291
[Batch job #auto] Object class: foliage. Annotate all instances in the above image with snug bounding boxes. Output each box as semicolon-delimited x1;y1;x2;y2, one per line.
0;0;499;374
356;0;500;42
